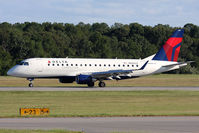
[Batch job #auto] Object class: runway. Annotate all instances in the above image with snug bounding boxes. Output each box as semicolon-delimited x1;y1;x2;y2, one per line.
0;86;199;91
1;117;199;133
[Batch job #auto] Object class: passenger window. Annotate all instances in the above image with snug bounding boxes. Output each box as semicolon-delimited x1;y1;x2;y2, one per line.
104;64;106;67
80;64;82;66
62;64;64;66
123;65;125;67
89;64;91;66
71;64;73;66
76;64;78;66
127;65;129;67
95;64;97;66
118;65;120;67
99;64;101;67
136;65;138;67
66;64;68;66
113;64;115;67
108;64;110;67
132;65;134;67
57;64;59;66
48;64;50;66
52;64;55;66
85;64;87;66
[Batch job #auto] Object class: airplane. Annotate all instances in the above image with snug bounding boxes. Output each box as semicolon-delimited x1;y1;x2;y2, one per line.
7;29;191;87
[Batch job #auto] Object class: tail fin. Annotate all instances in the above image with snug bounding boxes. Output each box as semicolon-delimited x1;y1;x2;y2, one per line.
152;29;184;62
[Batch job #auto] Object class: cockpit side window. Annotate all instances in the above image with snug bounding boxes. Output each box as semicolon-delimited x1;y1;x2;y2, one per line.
24;62;29;66
17;61;29;66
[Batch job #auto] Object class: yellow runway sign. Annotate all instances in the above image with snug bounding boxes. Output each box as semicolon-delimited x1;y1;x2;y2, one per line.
20;108;49;116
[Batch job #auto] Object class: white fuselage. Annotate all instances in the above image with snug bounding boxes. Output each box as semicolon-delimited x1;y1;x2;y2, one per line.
7;58;182;78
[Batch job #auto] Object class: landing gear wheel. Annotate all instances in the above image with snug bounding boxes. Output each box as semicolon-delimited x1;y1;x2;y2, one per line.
98;81;105;87
87;82;95;87
29;83;33;87
27;78;34;87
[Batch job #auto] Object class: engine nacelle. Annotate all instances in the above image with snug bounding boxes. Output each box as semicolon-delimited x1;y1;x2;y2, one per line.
59;77;75;83
76;75;92;84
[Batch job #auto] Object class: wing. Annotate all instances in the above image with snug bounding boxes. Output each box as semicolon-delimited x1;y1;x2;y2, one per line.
84;61;149;80
91;69;133;79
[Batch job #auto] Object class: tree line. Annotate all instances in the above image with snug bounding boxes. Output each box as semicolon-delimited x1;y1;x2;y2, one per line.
0;22;199;75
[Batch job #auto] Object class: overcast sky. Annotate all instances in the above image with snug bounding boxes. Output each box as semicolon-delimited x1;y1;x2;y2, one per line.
0;0;198;27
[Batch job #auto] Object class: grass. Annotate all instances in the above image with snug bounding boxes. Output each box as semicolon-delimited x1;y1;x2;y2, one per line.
1;74;199;87
1;90;199;117
0;129;81;133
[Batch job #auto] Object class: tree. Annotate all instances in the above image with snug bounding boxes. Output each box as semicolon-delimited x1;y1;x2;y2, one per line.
0;22;198;75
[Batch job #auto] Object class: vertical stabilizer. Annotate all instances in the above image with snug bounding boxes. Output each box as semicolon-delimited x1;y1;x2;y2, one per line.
152;29;184;62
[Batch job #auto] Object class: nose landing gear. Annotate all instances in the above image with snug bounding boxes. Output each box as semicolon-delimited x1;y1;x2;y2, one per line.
27;78;34;87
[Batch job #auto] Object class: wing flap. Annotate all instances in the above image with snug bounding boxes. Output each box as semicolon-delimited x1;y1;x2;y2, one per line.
91;69;133;79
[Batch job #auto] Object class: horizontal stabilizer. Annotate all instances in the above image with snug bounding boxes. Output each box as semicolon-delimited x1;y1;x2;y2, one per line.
162;61;194;67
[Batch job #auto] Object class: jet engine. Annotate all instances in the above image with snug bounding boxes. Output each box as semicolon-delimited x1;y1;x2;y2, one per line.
76;75;93;84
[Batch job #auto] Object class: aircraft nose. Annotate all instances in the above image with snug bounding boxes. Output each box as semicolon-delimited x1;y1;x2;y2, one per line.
7;66;18;76
7;67;15;76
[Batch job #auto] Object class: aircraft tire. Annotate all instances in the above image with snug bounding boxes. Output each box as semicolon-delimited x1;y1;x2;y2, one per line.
29;83;33;87
99;81;105;87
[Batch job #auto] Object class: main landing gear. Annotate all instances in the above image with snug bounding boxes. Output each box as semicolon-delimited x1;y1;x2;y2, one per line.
98;81;106;87
87;81;106;87
27;78;34;87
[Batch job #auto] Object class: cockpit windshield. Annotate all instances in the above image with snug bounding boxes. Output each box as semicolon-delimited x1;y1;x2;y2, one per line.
17;61;29;66
18;62;24;65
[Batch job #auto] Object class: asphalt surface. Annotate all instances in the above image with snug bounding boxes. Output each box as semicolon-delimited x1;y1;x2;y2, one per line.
1;86;199;91
1;117;199;133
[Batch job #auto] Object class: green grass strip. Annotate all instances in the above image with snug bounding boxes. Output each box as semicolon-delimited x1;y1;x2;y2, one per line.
1;90;199;117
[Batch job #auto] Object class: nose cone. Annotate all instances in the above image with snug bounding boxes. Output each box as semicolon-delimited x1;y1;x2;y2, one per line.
7;69;11;76
7;65;21;77
7;66;16;76
7;65;29;77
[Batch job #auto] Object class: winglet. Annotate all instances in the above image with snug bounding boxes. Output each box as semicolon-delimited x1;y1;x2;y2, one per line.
139;61;149;70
